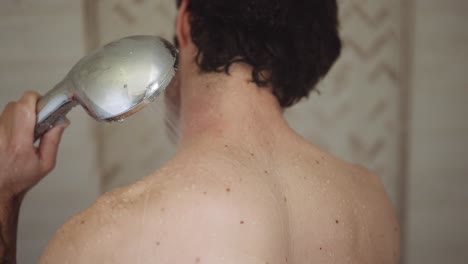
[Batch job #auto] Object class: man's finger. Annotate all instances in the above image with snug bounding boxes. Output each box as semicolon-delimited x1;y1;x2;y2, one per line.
0;102;15;124
18;91;41;106
38;121;68;174
1;102;17;139
16;91;41;139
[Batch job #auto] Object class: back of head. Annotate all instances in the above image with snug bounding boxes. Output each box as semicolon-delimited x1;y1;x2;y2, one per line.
176;0;341;108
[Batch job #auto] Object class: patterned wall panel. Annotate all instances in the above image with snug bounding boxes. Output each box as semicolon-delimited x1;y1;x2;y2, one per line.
85;0;408;215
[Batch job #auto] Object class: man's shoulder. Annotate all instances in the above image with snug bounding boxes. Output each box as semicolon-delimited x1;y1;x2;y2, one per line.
336;161;401;258
40;165;284;262
39;183;145;262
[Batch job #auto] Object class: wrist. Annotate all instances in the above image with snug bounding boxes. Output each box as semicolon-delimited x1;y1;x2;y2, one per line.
0;177;29;202
0;187;24;206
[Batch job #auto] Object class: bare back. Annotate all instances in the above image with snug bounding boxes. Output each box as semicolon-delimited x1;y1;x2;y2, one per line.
40;133;399;264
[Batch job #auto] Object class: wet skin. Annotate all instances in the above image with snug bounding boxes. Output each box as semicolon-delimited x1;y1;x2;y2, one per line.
39;121;399;264
39;42;399;264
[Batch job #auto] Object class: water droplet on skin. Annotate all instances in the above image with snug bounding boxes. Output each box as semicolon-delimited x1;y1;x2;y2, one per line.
116;119;125;123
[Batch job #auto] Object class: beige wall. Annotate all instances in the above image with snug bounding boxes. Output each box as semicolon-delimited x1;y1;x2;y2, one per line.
0;1;99;263
405;0;468;263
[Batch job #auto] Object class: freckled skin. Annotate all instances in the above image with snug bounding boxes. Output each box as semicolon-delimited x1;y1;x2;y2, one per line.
39;136;399;264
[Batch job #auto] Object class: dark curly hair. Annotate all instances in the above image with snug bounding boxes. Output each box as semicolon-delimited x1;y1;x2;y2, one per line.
176;0;341;108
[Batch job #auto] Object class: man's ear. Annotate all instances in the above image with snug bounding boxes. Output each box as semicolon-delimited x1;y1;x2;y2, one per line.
176;0;191;48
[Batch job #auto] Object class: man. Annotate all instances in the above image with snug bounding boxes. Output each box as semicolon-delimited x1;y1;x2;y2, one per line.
0;0;400;263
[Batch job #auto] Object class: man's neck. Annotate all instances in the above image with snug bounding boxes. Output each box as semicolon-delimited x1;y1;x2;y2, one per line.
177;65;292;150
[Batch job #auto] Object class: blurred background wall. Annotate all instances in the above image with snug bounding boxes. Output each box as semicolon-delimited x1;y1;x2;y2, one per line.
0;0;466;263
406;0;468;263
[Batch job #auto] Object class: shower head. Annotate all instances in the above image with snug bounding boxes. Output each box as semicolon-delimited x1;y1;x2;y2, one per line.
34;35;178;141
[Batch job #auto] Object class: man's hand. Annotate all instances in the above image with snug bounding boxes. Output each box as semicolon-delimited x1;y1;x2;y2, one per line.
0;91;69;199
0;91;68;263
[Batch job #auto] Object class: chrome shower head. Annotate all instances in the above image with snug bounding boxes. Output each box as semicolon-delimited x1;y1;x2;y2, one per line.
34;35;178;141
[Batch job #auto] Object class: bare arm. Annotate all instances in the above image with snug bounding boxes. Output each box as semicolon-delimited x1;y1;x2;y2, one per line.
0;92;68;263
0;196;21;264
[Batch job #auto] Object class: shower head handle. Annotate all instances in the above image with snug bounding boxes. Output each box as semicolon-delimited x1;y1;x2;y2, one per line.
34;79;76;141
